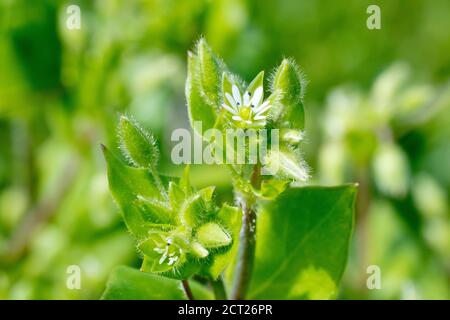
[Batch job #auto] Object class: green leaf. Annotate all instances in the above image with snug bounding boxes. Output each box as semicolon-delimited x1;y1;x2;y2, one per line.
101;145;161;239
101;266;187;300
248;185;357;299
189;280;215;300
118;115;159;169
271;58;305;130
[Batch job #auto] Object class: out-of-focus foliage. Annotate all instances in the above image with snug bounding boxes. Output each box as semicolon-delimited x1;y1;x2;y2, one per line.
319;63;450;299
0;0;449;299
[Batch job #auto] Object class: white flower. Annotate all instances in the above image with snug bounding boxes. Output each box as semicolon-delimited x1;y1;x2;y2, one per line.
222;84;271;128
153;237;182;265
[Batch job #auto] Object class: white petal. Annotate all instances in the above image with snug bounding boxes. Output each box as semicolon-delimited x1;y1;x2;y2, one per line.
251;87;263;107
225;93;236;107
159;253;167;264
232;85;242;106
254;115;266;120
255;103;271;115
232;115;242;121
254;100;269;112
222;103;238;114
253;121;266;127
168;256;178;265
245;120;252;124
243;91;251;106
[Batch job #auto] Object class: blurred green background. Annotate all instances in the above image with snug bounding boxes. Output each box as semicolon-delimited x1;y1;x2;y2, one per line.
0;0;449;299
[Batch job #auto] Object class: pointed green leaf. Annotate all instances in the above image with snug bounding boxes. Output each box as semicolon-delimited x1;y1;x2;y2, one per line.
248;185;357;299
102;145;160;239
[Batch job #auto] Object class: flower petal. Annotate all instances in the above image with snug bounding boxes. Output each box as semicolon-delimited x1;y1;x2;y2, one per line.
255;102;271;115
251;86;263;107
253;121;266;127
222;103;238;114
243;91;251;106
232;85;242;106
232;115;242;121
254;115;266;120
159;253;167;264
225;93;236;107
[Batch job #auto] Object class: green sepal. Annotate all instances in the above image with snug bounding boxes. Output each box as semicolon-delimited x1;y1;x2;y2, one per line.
246;71;264;96
196;222;232;249
186;51;217;136
135;195;174;225
181;186;216;227
200;204;242;279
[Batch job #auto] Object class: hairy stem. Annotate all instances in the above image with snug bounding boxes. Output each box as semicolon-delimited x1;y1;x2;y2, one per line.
148;165;168;200
211;276;227;300
231;164;261;300
182;280;194;300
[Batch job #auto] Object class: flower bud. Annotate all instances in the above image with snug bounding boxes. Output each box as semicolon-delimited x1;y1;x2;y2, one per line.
186;51;217;135
118;115;159;169
197;38;223;106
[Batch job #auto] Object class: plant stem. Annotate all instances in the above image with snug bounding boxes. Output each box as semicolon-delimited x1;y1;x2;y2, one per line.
211;276;227;300
231;203;256;300
231;164;260;300
182;280;194;300
149;166;168;200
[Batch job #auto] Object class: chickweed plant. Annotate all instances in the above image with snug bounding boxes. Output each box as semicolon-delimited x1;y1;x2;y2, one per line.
101;39;357;300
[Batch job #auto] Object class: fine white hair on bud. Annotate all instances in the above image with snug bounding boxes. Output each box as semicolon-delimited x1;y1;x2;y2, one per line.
118;115;159;169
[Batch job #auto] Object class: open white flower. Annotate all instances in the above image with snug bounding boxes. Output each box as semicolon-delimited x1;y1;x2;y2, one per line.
153;237;183;266
222;83;272;128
